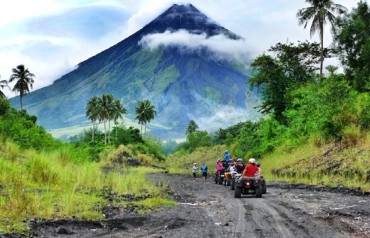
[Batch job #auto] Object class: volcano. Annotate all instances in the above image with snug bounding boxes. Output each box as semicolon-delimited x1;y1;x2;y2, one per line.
10;4;260;140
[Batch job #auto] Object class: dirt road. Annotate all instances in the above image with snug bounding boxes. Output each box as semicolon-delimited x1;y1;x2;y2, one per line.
31;174;370;238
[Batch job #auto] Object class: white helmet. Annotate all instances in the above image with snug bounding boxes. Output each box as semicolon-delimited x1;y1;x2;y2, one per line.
249;158;256;164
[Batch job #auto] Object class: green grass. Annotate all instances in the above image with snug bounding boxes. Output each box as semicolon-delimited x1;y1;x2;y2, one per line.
165;145;228;174
260;132;370;191
164;133;370;192
0;140;173;234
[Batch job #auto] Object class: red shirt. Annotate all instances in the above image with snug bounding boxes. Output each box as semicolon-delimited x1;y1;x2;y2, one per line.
243;164;259;177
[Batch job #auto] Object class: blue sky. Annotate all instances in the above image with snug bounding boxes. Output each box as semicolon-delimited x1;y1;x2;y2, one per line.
0;0;359;97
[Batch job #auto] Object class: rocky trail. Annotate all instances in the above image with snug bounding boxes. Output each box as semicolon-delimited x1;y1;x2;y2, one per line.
8;174;370;238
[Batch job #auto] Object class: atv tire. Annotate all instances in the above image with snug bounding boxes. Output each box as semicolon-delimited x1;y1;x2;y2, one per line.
255;185;262;198
235;186;242;198
262;184;267;194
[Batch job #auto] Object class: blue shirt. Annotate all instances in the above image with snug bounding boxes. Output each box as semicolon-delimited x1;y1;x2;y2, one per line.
225;153;230;163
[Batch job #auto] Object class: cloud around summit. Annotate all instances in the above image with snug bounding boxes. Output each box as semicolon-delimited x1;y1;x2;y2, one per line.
139;30;251;64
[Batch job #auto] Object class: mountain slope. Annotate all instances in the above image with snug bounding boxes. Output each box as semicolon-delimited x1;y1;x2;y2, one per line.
10;4;260;139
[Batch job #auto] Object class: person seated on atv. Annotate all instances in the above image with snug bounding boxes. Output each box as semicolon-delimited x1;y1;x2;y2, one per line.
224;150;231;164
256;162;263;177
235;158;245;173
216;158;223;173
242;158;259;177
228;161;237;175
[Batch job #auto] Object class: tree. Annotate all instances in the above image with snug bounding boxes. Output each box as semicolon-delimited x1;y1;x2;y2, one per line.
249;41;320;123
297;0;346;76
187;130;211;151
85;95;126;145
0;76;9;99
135;100;156;134
9;64;35;110
111;99;127;139
333;1;370;92
186;120;199;135
86;96;100;142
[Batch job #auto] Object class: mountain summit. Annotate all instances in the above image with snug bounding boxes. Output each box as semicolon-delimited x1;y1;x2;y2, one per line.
142;4;240;38
10;4;260;140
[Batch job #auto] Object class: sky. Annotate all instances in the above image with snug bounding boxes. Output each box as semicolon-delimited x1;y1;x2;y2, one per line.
0;0;360;98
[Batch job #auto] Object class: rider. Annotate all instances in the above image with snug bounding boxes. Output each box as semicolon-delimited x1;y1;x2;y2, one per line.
256;162;263;177
224;150;231;164
228;160;237;175
216;158;223;173
235;158;245;173
242;158;259;177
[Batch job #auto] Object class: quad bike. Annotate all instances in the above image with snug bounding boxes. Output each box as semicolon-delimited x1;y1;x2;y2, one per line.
231;173;242;190
234;176;263;198
223;171;232;186
214;169;225;185
260;176;267;194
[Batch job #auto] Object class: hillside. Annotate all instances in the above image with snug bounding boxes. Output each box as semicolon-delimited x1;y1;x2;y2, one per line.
10;4;260;140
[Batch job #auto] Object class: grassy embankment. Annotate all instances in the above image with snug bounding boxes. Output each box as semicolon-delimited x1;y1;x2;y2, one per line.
165;135;370;192
0;141;175;233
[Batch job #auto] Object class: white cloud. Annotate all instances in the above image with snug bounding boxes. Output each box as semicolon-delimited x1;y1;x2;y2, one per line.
139;30;251;64
195;105;258;133
0;0;360;98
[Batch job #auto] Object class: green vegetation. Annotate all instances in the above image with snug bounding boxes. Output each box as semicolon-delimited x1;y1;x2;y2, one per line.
166;1;370;192
0;96;170;233
1;0;370;234
135;99;157;134
8;64;35;110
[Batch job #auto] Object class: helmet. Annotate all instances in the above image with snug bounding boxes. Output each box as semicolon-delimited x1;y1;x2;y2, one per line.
225;150;229;153
236;158;243;162
194;163;197;165
249;158;256;164
256;162;260;167
217;158;222;162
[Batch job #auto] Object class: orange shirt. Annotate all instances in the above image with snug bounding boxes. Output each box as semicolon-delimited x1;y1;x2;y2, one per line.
243;164;259;177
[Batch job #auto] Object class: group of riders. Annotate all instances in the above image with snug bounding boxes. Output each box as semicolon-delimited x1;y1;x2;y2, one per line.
192;150;263;182
215;150;263;183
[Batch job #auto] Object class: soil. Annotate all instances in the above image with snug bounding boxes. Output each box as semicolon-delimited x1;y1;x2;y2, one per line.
4;174;370;238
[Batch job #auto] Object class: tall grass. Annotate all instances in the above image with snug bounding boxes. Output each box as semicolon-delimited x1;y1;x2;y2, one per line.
165;145;227;174
0;140;170;233
261;132;370;191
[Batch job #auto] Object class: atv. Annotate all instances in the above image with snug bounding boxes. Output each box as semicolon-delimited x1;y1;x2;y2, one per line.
230;173;242;190
260;176;267;194
214;169;225;185
223;171;231;186
234;176;263;198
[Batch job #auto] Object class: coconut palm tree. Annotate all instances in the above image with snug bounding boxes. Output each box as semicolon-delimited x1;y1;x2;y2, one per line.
98;94;115;144
297;0;346;76
135;100;156;134
0;76;10;99
186;120;199;135
86;96;100;142
111;99;127;141
86;95;127;144
9;64;35;110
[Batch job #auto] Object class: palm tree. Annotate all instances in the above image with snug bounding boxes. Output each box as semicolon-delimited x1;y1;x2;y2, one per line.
297;0;346;76
9;64;35;110
0;76;10;99
186;120;199;135
135;100;156;134
111;99;127;141
98;94;115;144
86;95;127;145
86;96;100;142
